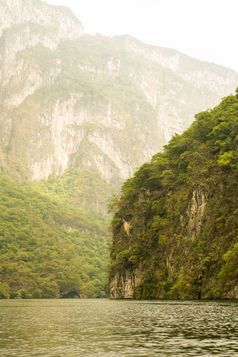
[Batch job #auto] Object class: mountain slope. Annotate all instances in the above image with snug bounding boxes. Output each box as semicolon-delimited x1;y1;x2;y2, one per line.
0;172;110;299
110;90;238;300
0;0;238;299
0;1;237;181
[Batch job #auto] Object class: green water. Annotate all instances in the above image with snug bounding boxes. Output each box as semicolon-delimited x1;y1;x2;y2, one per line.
0;299;238;356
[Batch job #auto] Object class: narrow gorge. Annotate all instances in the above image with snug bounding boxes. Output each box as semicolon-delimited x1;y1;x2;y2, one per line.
0;0;238;299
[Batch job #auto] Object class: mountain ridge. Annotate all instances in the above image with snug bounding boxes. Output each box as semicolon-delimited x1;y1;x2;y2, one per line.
1;29;237;182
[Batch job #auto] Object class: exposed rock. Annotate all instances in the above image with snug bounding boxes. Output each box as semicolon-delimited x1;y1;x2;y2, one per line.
0;0;238;186
187;188;207;239
110;269;142;299
123;219;131;236
0;0;83;38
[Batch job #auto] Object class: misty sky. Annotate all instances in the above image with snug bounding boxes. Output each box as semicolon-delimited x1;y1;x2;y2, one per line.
47;0;238;72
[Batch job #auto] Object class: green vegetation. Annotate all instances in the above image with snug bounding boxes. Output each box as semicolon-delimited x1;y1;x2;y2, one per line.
0;171;111;299
33;168;115;214
110;91;238;299
1;14;237;302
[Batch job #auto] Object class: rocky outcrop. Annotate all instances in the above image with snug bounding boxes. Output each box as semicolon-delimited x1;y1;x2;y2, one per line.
0;0;83;108
0;0;83;38
110;269;142;299
187;188;207;239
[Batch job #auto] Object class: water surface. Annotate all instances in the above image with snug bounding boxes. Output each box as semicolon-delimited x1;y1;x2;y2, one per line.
0;299;238;356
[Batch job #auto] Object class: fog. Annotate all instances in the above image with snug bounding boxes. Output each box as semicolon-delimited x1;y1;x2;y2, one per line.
47;0;238;72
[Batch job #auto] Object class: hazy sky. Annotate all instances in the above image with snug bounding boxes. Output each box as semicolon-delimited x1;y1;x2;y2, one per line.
47;0;238;72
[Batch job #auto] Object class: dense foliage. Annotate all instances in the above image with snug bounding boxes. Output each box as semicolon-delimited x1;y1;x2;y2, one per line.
0;171;111;299
110;91;238;299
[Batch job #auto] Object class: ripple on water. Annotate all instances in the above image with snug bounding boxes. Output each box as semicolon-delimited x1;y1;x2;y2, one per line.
0;299;238;356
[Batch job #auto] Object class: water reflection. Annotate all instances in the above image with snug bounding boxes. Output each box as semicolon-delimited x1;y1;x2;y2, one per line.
0;299;238;356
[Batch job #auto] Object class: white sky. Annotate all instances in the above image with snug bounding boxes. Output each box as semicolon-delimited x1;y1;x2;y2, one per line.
47;0;238;72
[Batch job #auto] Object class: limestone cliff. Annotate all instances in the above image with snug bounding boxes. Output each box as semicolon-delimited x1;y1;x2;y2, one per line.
0;0;237;184
110;92;238;300
110;269;142;299
110;188;207;299
0;0;83;38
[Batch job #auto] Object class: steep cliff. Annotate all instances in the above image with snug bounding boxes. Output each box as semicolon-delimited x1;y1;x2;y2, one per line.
0;1;237;182
110;91;238;300
0;0;238;298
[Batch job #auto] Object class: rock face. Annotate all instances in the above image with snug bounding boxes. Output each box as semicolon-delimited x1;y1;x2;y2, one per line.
0;0;238;183
0;0;83;38
110;188;207;299
187;189;207;239
110;269;143;299
110;93;238;300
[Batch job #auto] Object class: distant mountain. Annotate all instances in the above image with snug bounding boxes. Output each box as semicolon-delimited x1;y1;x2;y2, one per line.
110;91;238;300
0;0;237;298
0;0;83;39
0;0;237;182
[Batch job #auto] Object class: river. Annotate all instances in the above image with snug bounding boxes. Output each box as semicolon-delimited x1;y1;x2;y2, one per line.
0;299;238;356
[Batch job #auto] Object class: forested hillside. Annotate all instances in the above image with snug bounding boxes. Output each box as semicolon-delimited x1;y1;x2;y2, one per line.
110;90;238;300
0;172;110;298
